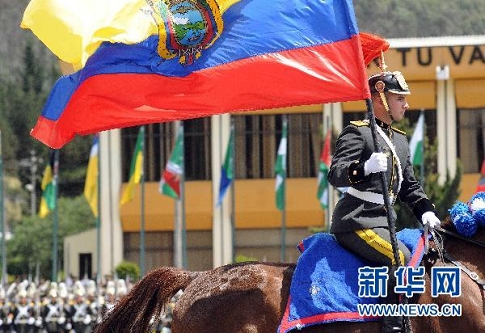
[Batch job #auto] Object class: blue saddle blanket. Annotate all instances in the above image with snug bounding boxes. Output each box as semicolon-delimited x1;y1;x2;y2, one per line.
278;229;426;333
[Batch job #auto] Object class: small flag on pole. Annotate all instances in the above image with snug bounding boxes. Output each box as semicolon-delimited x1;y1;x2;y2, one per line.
39;151;56;218
317;129;332;209
84;135;99;216
217;126;234;207
120;127;144;205
275;118;288;211
160;126;184;199
409;112;425;166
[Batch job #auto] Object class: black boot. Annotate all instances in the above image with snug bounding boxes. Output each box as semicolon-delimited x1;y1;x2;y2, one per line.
381;315;404;333
380;266;405;333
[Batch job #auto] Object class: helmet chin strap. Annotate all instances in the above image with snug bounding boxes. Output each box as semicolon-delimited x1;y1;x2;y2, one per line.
375;81;394;124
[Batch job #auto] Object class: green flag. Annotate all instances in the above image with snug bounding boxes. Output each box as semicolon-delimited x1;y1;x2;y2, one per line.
160;125;184;199
317;129;331;209
217;125;234;207
120;127;144;205
275;118;288;211
39;151;56;218
409;112;424;166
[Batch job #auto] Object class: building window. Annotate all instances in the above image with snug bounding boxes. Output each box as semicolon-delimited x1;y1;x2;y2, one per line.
234;113;322;179
458;109;485;173
121;118;212;182
121;112;324;182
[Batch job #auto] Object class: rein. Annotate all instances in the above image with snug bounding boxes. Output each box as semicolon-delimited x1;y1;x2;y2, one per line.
430;226;485;291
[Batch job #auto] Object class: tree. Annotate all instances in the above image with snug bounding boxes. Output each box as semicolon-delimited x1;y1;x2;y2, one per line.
354;0;485;38
115;261;140;281
6;195;96;279
22;42;44;94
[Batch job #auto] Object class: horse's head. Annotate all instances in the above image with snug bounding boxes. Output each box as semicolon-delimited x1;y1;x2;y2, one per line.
425;217;485;281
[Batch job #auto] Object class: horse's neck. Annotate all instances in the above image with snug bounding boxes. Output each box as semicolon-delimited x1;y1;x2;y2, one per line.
442;229;485;274
412;230;485;332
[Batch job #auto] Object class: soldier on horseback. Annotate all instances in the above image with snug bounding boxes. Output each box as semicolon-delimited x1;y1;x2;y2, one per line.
328;69;441;333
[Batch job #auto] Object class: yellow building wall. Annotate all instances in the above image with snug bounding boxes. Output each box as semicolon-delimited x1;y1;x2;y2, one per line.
120;174;480;232
120;178;325;232
460;173;481;202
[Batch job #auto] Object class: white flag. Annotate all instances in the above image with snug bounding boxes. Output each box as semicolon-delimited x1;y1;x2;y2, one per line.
409;112;424;166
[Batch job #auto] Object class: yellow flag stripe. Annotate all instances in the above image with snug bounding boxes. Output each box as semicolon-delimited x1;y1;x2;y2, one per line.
21;0;241;70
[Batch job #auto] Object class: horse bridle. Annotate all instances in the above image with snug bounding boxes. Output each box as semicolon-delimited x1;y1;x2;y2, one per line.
427;225;485;292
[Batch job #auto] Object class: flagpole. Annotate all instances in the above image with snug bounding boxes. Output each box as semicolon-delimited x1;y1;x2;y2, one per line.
0;130;6;285
280;115;287;262
180;123;187;269
139;126;146;276
172;122;186;268
324;116;331;233
96;136;101;286
366;98;402;271
52;149;60;282
230;119;236;263
419;109;425;187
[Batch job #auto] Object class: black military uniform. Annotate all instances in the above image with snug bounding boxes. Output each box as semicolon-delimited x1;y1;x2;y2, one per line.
41;294;67;333
0;296;13;333
329;71;438;333
329;118;433;230
329;72;435;248
67;295;93;333
12;295;35;333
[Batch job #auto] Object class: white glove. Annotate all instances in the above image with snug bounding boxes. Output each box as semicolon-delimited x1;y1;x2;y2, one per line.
28;317;35;325
422;211;441;228
364;152;388;176
83;314;92;325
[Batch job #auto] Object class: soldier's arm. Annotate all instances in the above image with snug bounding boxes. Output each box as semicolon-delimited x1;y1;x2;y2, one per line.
329;125;370;187
397;148;435;221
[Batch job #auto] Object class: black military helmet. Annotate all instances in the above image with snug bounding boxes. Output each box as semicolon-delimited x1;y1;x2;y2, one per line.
368;71;410;95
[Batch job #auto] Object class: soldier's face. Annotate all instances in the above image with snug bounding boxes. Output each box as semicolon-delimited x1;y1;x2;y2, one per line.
387;93;409;122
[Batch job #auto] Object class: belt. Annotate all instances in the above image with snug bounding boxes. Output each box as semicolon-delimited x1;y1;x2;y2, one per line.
347;187;384;205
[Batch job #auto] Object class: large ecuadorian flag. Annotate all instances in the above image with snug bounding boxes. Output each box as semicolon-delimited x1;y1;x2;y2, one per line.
22;0;374;149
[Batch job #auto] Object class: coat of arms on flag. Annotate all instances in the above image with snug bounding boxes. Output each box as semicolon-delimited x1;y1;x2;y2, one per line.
147;0;223;65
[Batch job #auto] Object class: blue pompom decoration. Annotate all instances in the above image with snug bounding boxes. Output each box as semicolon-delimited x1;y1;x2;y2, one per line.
453;213;478;237
448;201;470;219
472;210;485;228
448;201;477;237
469;192;485;227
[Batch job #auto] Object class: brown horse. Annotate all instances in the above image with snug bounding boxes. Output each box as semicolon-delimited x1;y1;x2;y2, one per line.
95;219;485;333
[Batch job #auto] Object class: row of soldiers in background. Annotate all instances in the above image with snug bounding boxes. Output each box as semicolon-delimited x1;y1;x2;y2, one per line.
0;278;130;333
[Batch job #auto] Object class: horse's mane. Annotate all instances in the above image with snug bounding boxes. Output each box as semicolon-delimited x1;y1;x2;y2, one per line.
439;216;456;232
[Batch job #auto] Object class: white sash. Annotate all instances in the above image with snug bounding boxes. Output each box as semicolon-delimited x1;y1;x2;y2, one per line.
375;125;403;199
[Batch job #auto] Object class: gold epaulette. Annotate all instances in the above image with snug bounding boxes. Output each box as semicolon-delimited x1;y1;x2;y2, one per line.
391;126;406;135
350;120;369;127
